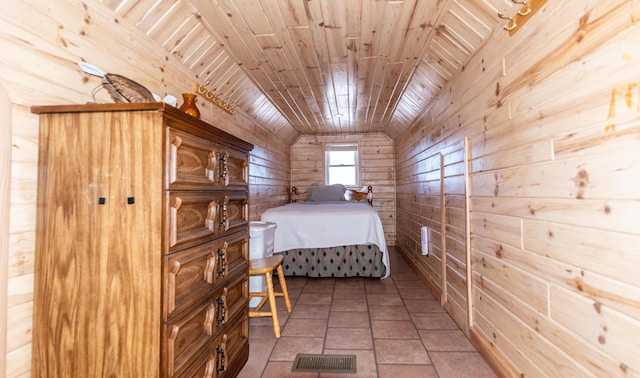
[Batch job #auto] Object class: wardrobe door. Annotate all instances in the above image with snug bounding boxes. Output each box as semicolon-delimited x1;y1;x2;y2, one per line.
33;110;163;377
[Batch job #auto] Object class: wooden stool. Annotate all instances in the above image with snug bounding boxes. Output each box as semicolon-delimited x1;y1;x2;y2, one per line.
248;254;292;338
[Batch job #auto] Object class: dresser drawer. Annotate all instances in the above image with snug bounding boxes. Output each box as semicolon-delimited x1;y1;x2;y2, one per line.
214;272;249;329
175;314;249;378
166;128;248;191
163;297;216;377
213;312;249;377
163;231;248;321
165;191;248;253
163;273;248;376
217;147;249;190
212;229;248;285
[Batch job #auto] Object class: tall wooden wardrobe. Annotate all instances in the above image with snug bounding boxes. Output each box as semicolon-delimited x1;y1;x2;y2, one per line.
31;103;253;377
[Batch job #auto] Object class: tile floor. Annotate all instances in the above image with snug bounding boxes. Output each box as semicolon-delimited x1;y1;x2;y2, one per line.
238;246;497;378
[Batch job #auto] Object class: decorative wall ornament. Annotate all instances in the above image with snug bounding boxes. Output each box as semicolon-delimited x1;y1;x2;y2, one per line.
194;82;235;114
498;0;547;35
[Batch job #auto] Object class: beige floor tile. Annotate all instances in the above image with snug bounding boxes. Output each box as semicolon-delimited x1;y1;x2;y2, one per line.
377;364;439;378
332;287;367;299
364;282;399;295
328;310;370;328
297;292;333;305
366;293;404;305
270;337;325;361
250;323;282;339
429;351;497;378
369;304;410;320
411;313;460;330
290;304;331;319
281;318;328;337
398;287;436;300
403;299;447;313
331;298;367;311
374;339;431;364
325;327;373;349
419;329;476;351
393;279;428;289
334;278;366;289
301;280;336;293
371;320;419;339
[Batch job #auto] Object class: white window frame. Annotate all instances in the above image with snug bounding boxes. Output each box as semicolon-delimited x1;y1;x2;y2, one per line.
325;143;359;186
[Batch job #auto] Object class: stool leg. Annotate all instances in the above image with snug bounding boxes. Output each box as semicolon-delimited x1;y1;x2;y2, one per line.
276;265;292;313
264;271;281;338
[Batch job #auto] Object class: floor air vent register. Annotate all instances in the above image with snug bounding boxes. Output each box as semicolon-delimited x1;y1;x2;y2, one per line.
291;354;357;374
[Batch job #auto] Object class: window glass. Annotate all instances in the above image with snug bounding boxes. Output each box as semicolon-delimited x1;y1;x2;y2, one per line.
325;144;359;186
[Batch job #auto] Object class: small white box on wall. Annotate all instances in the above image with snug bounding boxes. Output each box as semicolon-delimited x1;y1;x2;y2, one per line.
421;226;429;256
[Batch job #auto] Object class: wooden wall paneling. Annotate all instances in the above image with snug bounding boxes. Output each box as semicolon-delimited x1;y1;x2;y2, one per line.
475;1;635;158
464;137;473;332
472;282;594;376
471;241;639;377
470;153;640;201
472;192;640;321
550;285;640;372
399;1;640;374
395;2;640;374
441;142;470;333
439;152;447;305
444;267;468;329
0;84;10;378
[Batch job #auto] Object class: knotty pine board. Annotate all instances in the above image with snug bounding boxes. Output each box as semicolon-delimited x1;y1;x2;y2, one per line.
396;1;640;376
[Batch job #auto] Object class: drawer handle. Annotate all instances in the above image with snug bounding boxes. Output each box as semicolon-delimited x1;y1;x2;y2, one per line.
204;302;215;336
216;243;228;278
216;289;227;326
217;197;229;231
218;151;229;186
216;335;228;375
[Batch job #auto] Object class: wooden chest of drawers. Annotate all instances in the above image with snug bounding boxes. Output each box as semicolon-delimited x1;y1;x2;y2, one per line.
31;103;253;377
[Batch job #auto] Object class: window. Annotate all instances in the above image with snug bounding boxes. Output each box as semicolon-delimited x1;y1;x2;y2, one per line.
325;143;359;186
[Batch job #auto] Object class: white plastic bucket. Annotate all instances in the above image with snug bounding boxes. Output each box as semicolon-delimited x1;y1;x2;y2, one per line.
248;221;277;307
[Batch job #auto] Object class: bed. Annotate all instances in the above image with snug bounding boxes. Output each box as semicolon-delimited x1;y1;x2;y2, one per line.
260;184;389;279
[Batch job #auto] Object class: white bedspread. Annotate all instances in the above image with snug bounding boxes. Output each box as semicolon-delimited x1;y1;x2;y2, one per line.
260;202;390;278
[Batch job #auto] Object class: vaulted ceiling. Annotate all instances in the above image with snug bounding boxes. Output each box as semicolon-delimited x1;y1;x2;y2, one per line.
102;0;516;140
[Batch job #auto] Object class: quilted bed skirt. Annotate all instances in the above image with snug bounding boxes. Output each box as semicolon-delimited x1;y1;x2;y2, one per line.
275;244;386;278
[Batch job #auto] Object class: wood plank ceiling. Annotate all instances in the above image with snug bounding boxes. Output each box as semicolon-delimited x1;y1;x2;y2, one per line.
102;0;515;140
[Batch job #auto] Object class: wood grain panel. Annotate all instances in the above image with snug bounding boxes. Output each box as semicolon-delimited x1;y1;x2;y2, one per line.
397;1;640;375
550;285;640;374
0;84;10;378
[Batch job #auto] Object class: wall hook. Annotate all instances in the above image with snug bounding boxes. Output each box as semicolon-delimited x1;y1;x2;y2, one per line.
498;11;517;30
498;11;510;20
517;1;531;16
511;0;527;4
504;18;517;30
